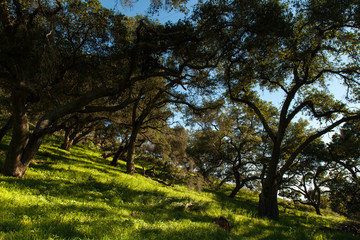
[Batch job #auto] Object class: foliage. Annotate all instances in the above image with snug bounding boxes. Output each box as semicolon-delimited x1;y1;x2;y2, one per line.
280;140;333;215
0;0;210;177
186;104;267;196
327;120;360;219
190;0;360;219
328;177;360;220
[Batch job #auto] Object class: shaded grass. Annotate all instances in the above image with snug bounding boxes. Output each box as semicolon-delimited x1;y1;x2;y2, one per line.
0;135;358;240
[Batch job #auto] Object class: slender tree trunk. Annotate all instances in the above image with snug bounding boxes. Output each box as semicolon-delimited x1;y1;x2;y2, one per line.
229;169;243;198
314;205;321;215
110;144;127;166
0;116;13;143
61;137;74;151
64;131;78;151
126;134;137;175
216;176;230;190
229;183;242;198
73;127;93;145
61;125;81;151
313;189;322;215
126;124;141;175
60;128;72;150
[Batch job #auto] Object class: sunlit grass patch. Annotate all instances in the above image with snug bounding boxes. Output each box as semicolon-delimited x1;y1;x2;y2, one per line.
0;136;358;240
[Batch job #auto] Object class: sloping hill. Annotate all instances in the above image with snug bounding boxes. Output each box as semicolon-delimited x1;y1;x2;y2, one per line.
0;136;358;240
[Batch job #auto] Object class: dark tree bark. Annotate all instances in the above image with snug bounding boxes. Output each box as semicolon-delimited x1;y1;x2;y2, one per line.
314;205;321;215
229;175;244;198
258;154;281;220
126;123;141;175
216;176;231;190
229;175;259;198
1;2;191;177
110;144;128;166
60;128;75;151
3;87;119;177
3;90;31;177
61;136;75;151
258;177;280;220
229;163;243;198
0;116;13;143
60;117;103;151
72;127;94;145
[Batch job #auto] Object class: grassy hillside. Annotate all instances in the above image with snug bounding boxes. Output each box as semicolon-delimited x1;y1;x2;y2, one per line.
0;135;358;240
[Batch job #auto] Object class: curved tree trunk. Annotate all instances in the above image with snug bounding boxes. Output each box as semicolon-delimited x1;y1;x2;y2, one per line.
73;127;93;145
0;116;13;143
3;87;122;177
61;128;80;151
60;128;73;151
312;188;322;215
216;176;230;190
126;135;137;175
61;120;98;151
3;91;31;177
229;182;243;198
61;137;74;151
110;144;127;166
229;169;243;198
314;205;321;215
126;124;141;175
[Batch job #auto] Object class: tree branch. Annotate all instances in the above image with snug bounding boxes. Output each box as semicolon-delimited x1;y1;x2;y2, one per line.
280;114;360;175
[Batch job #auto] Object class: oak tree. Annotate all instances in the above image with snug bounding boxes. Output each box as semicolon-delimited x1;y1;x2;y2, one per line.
192;0;360;219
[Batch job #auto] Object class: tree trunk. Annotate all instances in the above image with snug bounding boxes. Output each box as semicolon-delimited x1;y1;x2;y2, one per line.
3;91;30;177
3;120;50;177
257;144;283;220
229;169;243;198
215;176;230;190
73;127;93;145
126;132;137;175
258;175;280;220
229;183;242;198
61;125;81;151
0;116;13;143
61;137;74;151
3;87;123;177
110;144;127;166
60;128;72;151
126;122;141;175
314;205;321;215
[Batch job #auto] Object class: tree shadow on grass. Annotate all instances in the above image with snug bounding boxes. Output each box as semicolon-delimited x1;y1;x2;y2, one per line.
1;176;358;240
0;203;124;239
203;188;259;218
0;173;221;238
131;217;317;240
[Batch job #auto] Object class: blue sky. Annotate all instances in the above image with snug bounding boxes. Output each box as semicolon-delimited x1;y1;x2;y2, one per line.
99;0;196;22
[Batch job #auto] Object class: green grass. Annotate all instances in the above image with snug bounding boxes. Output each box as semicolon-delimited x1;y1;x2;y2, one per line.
0;135;358;240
